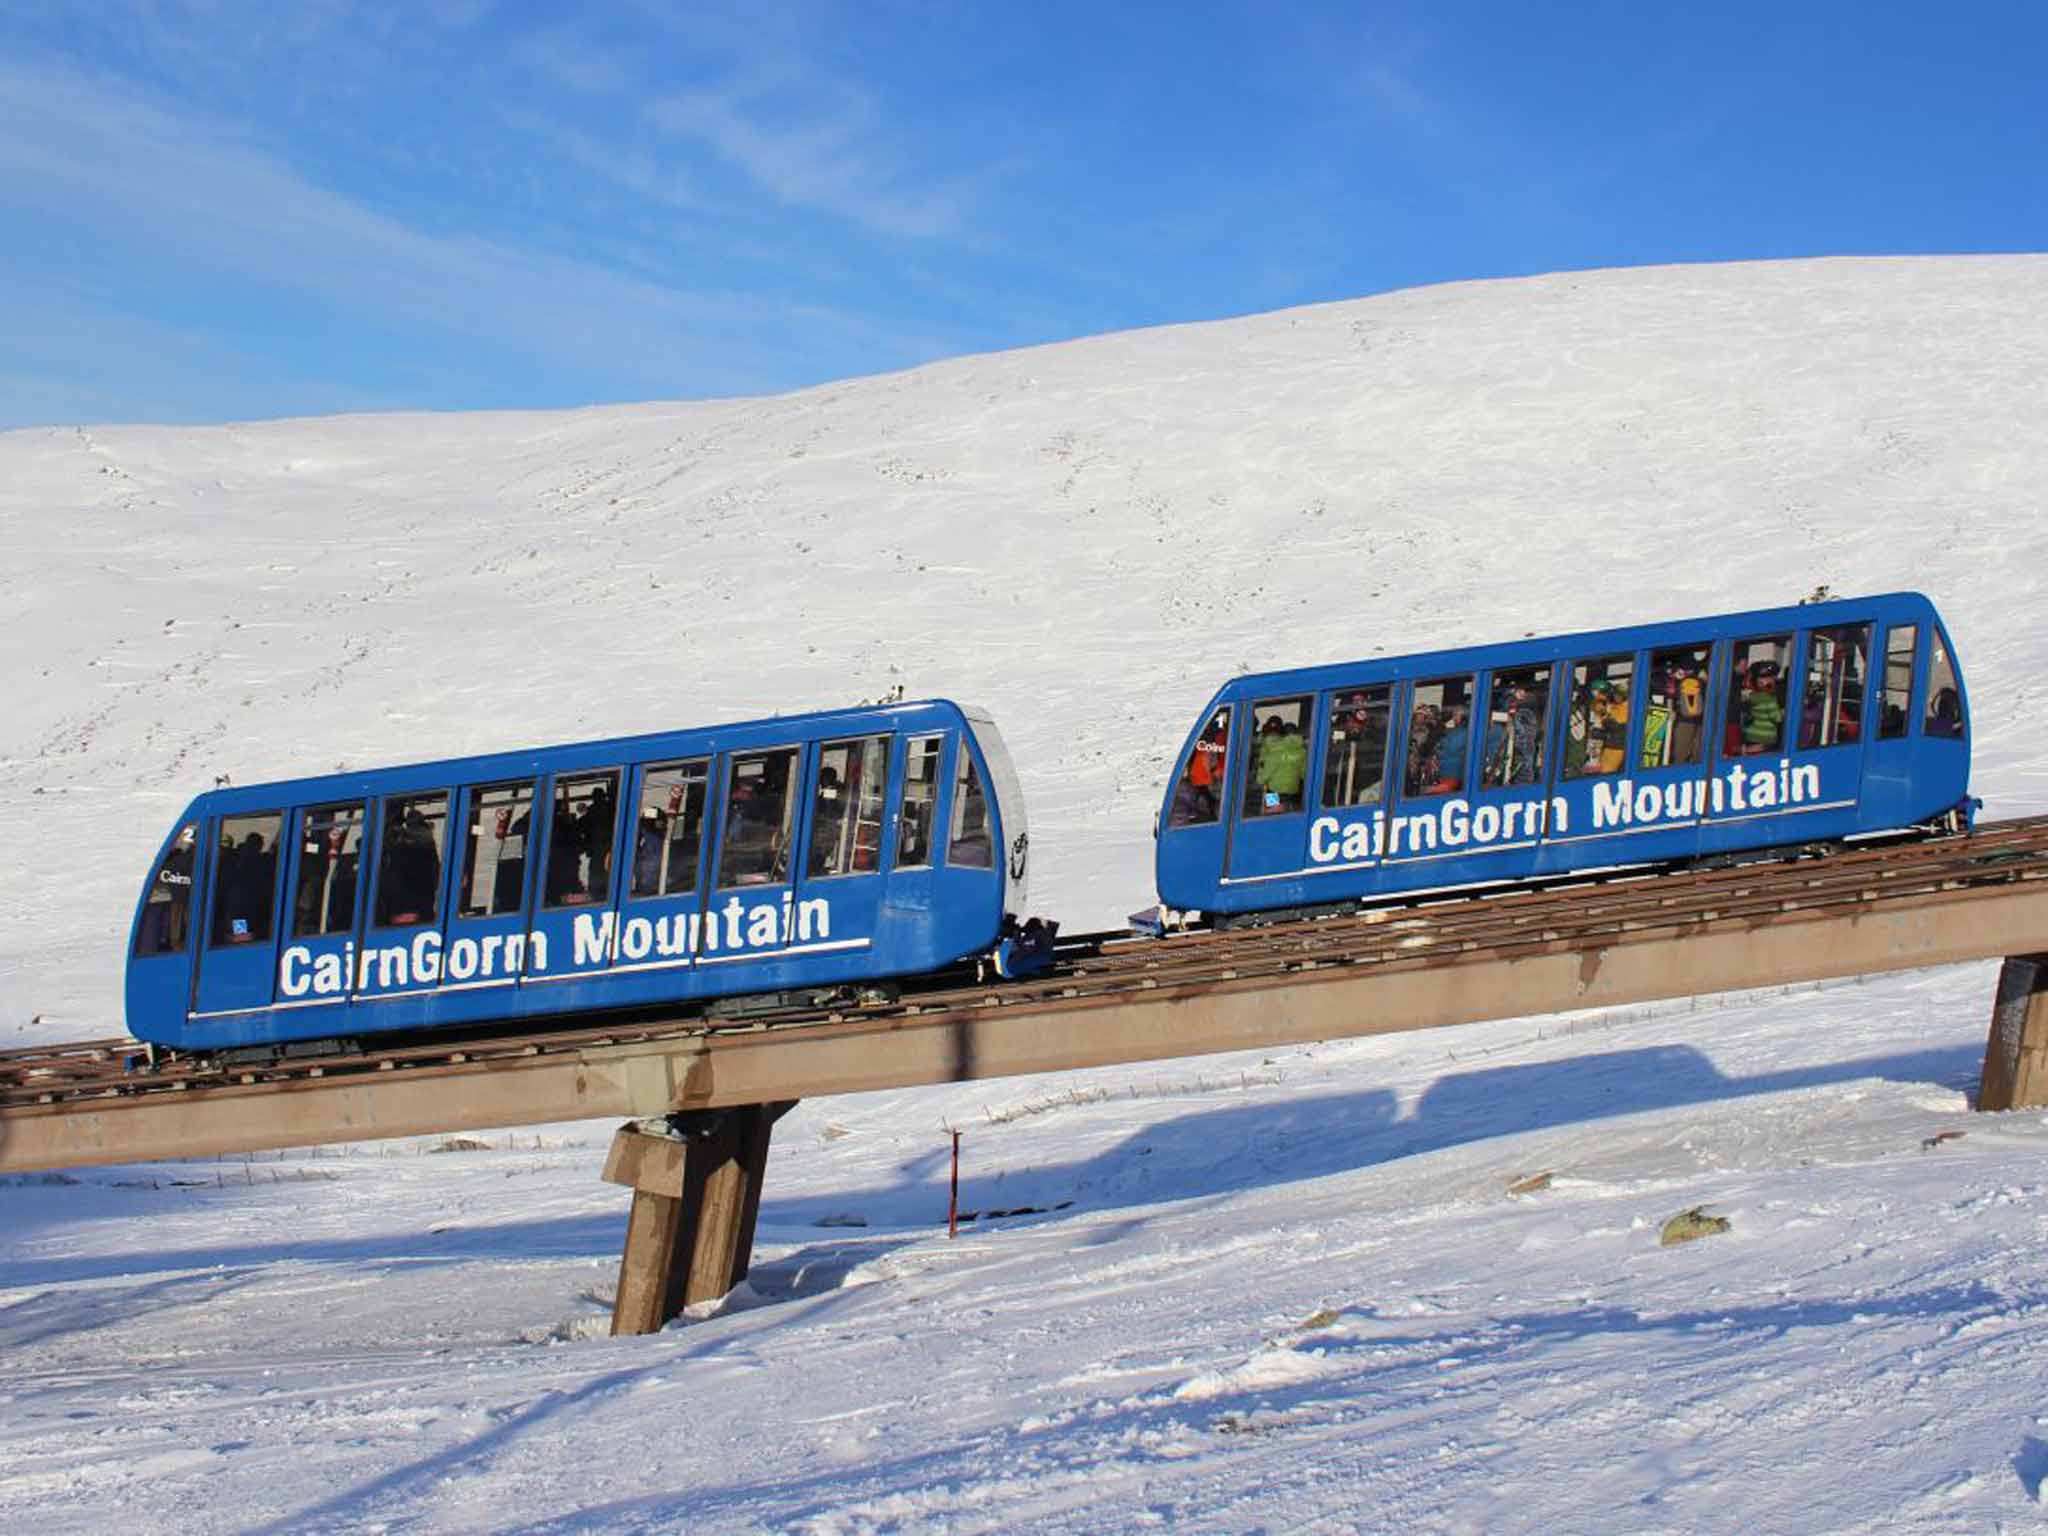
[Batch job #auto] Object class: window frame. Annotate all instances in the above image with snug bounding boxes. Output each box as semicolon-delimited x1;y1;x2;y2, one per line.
1924;627;1965;739
206;810;286;949
133;822;200;958
1317;685;1394;810
455;778;538;919
1796;622;1873;752
809;734;894;880
713;748;800;891
370;790;453;930
1560;652;1639;782
1476;664;1553;792
1878;622;1919;741
290;800;366;939
1638;641;1713;771
947;739;996;870
541;769;623;909
1239;694;1314;819
895;733;946;870
1168;705;1233;828
627;759;712;902
1719;632;1795;759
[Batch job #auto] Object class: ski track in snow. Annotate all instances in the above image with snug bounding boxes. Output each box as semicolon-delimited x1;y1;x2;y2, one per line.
5;256;2048;1532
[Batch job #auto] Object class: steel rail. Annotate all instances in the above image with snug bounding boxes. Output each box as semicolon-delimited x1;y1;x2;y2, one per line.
4;817;2047;1171
7;822;2046;1095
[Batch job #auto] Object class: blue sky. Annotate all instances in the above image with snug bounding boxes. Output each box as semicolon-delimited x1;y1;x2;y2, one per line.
2;1;2043;427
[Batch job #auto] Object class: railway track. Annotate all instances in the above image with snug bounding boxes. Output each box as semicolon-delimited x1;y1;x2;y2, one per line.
8;815;2048;1118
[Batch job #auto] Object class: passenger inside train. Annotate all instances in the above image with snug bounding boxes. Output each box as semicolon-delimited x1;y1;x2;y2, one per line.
1481;666;1548;788
1321;689;1389;807
1250;706;1308;815
1564;655;1633;777
1169;708;1232;827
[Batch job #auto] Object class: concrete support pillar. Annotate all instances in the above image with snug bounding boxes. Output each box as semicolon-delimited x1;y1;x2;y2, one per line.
1979;955;2048;1112
603;1101;796;1336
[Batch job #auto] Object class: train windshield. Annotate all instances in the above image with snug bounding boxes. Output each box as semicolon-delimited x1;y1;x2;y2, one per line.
965;714;1028;903
135;823;199;956
1926;630;1965;738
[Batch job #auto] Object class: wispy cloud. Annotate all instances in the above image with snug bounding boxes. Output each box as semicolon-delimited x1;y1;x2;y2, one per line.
643;72;983;243
505;108;708;214
0;59;961;424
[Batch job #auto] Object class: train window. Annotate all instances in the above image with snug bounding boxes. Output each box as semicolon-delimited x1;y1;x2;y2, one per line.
1879;625;1917;739
1241;696;1311;817
374;793;449;927
1926;631;1965;738
209;812;282;947
948;748;995;868
897;735;944;867
1563;656;1635;779
716;750;797;887
1723;636;1792;756
1798;624;1871;749
1170;706;1231;827
292;803;363;937
1321;688;1391;807
1402;677;1475;797
1640;643;1711;769
811;737;891;878
459;781;535;917
135;823;198;956
1480;666;1551;788
544;772;620;906
630;762;709;899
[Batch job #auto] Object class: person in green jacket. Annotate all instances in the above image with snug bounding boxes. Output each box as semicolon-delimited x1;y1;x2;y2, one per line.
1254;717;1308;813
1741;660;1785;752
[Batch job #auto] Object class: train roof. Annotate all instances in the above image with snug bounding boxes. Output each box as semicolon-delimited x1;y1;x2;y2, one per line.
182;697;988;820
1210;591;1948;704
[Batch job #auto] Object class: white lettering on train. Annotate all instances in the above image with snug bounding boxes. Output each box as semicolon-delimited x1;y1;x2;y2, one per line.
277;899;832;997
572;912;615;966
1307;757;1825;869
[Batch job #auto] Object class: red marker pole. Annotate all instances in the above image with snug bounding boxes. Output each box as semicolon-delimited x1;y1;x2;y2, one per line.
948;1129;961;1239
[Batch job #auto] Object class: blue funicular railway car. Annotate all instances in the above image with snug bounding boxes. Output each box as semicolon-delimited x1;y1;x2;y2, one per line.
128;700;1038;1052
1156;592;1971;920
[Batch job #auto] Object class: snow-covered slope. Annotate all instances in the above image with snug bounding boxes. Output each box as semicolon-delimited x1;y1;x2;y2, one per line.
4;257;2048;1532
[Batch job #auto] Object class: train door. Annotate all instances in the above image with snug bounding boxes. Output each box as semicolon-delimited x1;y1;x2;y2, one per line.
1861;619;1921;825
700;745;801;971
523;769;625;989
1628;637;1715;850
614;759;711;981
190;809;286;1019
440;778;538;1003
274;801;365;1017
882;732;950;926
1222;694;1315;883
353;789;455;1005
790;734;893;958
1703;629;1797;844
1785;620;1874;827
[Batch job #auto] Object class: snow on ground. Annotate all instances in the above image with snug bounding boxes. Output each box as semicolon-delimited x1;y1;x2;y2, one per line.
4;256;2048;1532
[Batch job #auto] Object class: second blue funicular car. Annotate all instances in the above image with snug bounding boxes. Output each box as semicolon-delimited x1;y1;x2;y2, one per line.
1155;592;1971;920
